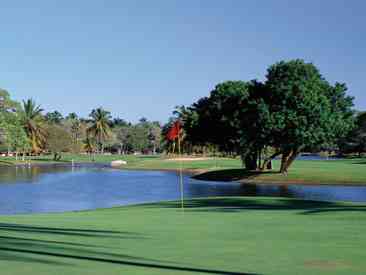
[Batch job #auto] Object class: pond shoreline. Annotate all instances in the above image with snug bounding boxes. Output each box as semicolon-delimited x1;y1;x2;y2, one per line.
2;161;366;187
119;167;366;186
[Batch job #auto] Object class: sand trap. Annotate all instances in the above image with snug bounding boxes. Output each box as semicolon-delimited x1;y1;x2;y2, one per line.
165;157;212;161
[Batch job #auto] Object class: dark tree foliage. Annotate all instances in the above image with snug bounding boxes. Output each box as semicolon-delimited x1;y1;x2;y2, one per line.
45;111;64;124
339;112;366;155
183;81;270;169
65;112;78;120
111;117;128;128
183;60;355;173
266;60;354;173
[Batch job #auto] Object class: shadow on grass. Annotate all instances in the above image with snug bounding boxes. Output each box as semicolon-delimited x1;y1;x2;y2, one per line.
0;223;137;238
193;169;278;182
149;197;366;216
0;223;257;275
0;160;15;166
29;158;71;163
352;161;366;165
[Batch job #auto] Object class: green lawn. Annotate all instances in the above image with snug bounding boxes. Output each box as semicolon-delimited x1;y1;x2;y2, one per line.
1;154;366;184
121;156;366;184
194;158;366;185
0;197;365;275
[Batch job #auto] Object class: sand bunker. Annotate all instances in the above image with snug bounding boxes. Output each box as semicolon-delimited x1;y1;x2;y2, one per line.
165;157;212;161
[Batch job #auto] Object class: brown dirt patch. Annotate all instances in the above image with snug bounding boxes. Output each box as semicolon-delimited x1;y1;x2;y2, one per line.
304;260;352;270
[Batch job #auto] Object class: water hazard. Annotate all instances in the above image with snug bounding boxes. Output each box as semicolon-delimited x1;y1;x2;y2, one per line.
0;164;365;214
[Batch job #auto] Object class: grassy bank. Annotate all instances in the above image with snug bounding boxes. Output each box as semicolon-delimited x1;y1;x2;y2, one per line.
0;197;365;275
121;156;366;185
1;154;366;184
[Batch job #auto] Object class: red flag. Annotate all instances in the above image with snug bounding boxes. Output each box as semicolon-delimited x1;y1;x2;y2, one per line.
166;121;181;141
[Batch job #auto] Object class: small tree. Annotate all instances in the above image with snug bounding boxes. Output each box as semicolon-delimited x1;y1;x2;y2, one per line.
45;124;73;160
87;108;112;153
148;123;162;154
0;112;30;160
45;110;63;124
114;125;131;154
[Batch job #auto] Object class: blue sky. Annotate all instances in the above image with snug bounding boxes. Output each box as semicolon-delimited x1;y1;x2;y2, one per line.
1;0;365;122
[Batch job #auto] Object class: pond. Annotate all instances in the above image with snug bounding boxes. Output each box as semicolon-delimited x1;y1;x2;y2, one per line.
0;164;365;214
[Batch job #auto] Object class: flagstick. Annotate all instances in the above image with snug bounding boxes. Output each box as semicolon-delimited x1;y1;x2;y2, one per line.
178;134;184;212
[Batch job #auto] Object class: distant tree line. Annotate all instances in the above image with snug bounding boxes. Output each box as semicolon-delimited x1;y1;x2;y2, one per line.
0;90;162;160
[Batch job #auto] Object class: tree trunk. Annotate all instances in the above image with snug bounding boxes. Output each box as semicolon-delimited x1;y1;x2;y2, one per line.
257;149;262;170
260;151;282;170
280;149;300;174
244;151;258;170
284;151;299;172
172;142;176;155
280;150;292;174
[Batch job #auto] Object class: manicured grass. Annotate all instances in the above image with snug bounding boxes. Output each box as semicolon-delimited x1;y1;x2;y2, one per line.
0;197;365;274
118;155;366;185
194;159;366;185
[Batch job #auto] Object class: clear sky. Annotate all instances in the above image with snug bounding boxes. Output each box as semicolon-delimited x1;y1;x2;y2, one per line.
1;0;365;122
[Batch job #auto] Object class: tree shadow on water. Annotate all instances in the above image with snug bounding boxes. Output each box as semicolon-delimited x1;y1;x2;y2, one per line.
0;223;258;275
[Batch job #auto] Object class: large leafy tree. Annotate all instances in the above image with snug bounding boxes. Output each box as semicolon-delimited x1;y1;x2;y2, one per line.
0;111;29;158
265;60;354;173
183;80;270;169
20;99;47;153
0;89;29;158
353;112;366;155
183;60;355;173
87;107;112;153
339;111;366;155
183;82;247;154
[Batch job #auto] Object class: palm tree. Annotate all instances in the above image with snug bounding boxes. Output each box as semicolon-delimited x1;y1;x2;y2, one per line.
87;108;112;153
20;99;47;153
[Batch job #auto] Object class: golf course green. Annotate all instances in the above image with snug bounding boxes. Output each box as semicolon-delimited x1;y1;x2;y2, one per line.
0;197;365;275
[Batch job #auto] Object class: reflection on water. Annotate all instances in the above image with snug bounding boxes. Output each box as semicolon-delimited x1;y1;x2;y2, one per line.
0;164;365;214
0;163;107;184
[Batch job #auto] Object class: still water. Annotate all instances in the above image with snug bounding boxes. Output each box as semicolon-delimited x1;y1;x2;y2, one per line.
0;164;365;214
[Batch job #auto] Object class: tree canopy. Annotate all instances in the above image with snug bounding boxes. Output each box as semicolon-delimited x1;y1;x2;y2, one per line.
182;59;355;173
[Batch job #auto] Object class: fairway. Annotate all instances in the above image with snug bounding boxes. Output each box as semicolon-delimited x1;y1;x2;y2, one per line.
0;197;365;275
